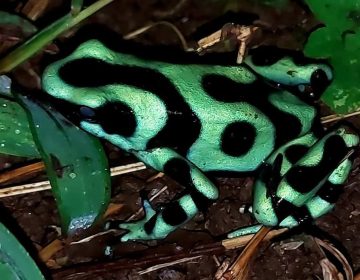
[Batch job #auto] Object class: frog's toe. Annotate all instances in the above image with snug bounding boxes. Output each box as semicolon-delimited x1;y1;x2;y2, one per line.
115;200;159;242
119;221;152;242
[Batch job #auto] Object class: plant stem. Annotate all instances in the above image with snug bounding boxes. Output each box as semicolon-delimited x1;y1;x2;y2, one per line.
0;0;115;74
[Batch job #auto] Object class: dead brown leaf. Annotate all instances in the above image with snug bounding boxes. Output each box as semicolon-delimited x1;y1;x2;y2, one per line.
320;258;345;280
315;238;353;280
103;203;124;218
39;239;64;262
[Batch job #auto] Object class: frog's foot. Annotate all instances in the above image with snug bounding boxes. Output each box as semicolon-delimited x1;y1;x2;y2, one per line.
105;200;170;242
120;200;160;242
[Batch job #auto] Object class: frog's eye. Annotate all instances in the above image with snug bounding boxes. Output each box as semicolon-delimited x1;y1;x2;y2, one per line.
79;106;96;121
310;69;331;96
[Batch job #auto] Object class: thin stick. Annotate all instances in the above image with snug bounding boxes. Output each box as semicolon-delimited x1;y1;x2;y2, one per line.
138;256;202;275
0;162;146;198
321;110;360;124
123;21;191;51
153;0;188;18
52;228;284;280
0;161;45;184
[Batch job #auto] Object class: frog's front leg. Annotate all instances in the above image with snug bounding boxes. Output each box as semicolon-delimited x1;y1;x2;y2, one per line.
107;148;219;242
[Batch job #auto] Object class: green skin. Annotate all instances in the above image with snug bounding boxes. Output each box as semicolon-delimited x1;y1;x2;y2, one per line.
42;40;358;242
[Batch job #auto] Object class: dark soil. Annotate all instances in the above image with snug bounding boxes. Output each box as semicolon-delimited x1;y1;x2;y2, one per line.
1;0;360;279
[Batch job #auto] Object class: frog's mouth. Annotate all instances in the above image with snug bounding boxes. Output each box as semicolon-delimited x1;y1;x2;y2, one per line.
34;92;88;128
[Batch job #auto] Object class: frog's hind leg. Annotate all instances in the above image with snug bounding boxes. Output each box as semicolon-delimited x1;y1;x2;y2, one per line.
228;127;359;238
106;147;219;242
279;128;358;228
303;157;353;223
227;158;354;238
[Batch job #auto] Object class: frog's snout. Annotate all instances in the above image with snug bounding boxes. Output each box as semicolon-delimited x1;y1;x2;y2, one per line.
45;95;91;127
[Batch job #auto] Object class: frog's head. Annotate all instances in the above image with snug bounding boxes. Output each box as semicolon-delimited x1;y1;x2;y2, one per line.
245;46;333;102
41;40;138;140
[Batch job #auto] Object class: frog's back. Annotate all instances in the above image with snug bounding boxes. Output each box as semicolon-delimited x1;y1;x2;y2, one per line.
43;40;318;173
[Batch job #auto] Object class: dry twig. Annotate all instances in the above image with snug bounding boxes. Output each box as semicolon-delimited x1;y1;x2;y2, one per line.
0;162;146;198
0;161;45;185
153;0;189;18
222;226;271;280
321;111;360;124
138;256;202;275
52;228;286;280
123;21;191;51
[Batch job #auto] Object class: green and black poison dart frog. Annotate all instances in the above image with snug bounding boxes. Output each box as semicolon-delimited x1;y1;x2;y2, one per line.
41;39;359;242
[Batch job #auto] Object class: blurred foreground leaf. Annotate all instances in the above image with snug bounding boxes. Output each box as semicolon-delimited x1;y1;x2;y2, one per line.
0;11;37;36
0;0;114;74
0;222;45;280
17;94;110;234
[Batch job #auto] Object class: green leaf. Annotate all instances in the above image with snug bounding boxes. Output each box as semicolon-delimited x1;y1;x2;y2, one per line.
71;0;84;15
0;222;45;280
304;0;360;113
0;97;39;158
0;11;37;36
17;95;111;234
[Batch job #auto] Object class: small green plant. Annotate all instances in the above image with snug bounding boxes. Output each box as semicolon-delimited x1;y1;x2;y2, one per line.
305;0;360;113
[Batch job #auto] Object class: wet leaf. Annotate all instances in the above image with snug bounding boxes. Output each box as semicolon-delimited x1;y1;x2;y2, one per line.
304;0;360;113
0;97;39;158
17;95;111;234
0;222;45;280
